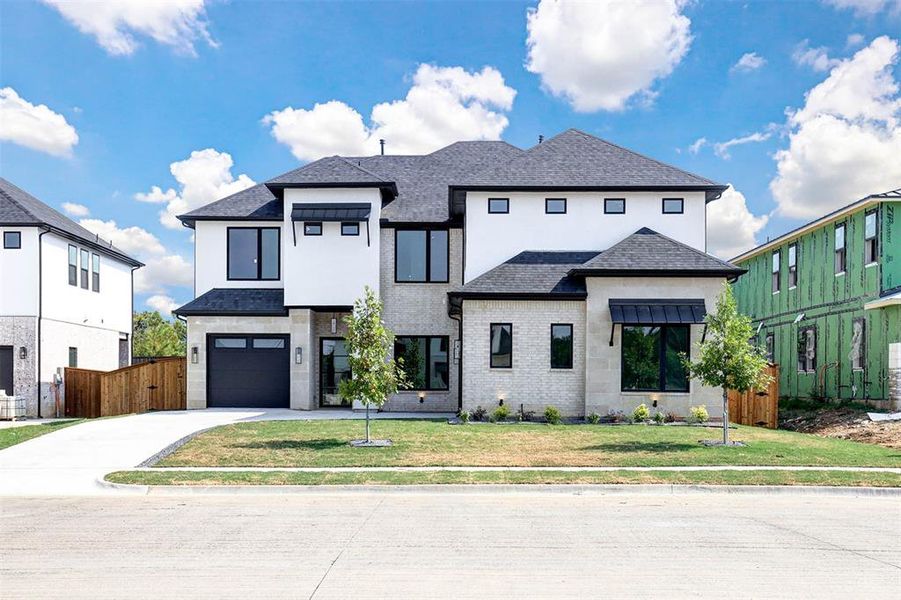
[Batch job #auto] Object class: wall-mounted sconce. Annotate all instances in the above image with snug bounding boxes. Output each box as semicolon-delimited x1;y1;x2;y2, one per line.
330;317;338;334
295;347;303;364
453;340;461;363
190;346;199;364
498;394;504;406
19;347;27;360
418;391;425;403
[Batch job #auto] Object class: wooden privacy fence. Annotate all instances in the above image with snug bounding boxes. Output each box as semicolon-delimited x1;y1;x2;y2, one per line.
65;357;186;418
727;363;780;429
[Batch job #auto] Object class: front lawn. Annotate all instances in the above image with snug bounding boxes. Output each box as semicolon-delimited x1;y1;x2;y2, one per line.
0;420;83;451
157;419;901;468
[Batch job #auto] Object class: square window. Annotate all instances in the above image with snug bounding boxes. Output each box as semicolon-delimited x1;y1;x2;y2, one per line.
604;199;625;214
341;222;360;236
3;231;21;249
662;198;684;214
227;227;280;280
303;222;322;236
488;198;509;214
545;198;567;214
489;323;512;368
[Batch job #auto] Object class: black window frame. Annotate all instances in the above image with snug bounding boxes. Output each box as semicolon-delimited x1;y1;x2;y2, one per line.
68;244;78;286
91;252;100;293
394;228;449;284
662;198;684;214
864;209;878;265
3;231;21;249
772;249;781;293
487;198;509;214
489;322;513;369
550;323;574;369
68;347;78;368
604;198;626;214
394;335;450;391
787;243;797;289
545;198;567;214
303;222;322;236
341;222;360;236
765;333;775;363
620;325;690;393
797;326;817;373
226;226;281;281
834;222;846;274
79;248;89;290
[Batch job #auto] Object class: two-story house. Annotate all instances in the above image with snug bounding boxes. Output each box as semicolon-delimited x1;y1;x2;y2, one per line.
174;129;744;418
0;178;143;417
731;189;901;409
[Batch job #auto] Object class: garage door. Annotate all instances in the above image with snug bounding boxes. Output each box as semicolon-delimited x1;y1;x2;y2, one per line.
207;334;290;408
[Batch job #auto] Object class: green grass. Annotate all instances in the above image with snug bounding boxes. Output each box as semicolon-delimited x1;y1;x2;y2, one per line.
106;469;901;487
0;420;83;450
158;419;901;468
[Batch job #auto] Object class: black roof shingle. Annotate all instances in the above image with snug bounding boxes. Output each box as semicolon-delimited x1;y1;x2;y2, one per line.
450;251;600;299
173;288;287;317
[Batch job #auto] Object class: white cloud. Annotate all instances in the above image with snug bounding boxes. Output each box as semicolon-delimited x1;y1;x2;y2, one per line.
41;0;216;56
524;0;692;112
263;64;516;160
146;295;179;318
847;33;866;48
792;40;840;72
0;87;79;157
688;137;707;154
134;254;193;294
706;186;769;259
713;130;773;159
136;148;255;229
62;202;90;217
731;52;767;73
771;36;901;218
823;0;901;16
79;218;166;256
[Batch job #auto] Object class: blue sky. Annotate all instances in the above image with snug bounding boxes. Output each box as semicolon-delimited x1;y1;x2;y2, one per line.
2;0;900;315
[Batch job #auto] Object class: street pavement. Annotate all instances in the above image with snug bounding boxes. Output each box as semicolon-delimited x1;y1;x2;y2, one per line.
2;489;898;599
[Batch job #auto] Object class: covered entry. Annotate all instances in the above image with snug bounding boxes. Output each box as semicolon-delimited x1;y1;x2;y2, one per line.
207;334;290;408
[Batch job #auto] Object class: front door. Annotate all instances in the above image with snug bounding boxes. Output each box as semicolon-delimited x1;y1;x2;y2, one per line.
320;338;351;407
0;346;13;396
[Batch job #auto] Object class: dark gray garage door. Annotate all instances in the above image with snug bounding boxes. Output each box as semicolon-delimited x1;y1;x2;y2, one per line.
207;334;290;408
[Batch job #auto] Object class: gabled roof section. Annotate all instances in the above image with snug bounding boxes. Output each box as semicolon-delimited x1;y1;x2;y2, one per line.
570;228;744;277
449;251;600;299
0;177;142;267
174;288;287;317
179;183;283;224
266;155;393;187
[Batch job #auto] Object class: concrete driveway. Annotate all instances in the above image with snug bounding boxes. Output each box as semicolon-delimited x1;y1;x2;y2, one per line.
0;408;451;496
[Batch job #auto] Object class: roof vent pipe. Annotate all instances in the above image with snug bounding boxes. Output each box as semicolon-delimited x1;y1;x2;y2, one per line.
379;139;385;155
538;134;544;144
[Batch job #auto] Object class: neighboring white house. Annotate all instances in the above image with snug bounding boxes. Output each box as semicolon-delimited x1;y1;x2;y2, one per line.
175;129;744;418
0;178;142;417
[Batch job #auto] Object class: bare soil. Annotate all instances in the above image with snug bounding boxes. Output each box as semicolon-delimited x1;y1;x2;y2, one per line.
780;406;901;449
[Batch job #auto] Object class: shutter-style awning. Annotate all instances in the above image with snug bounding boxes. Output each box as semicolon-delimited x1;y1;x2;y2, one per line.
609;299;707;324
291;202;371;222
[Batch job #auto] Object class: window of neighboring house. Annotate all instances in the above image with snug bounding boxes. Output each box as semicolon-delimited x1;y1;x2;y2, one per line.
489;323;512;368
604;198;625;214
550;324;573;369
68;347;78;368
834;222;846;274
864;209;878;265
394;336;449;390
488;198;509;214
765;333;775;363
80;249;89;289
227;227;280;281
68;245;77;286
662;198;684;214
797;327;817;373
850;318;866;371
3;231;21;249
303;222;322;236
545;198;567;214
772;250;781;293
395;229;448;283
341;222;360;236
788;243;797;288
91;253;100;293
621;325;690;392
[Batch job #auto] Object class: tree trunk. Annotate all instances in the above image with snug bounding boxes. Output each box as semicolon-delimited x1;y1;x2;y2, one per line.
722;387;729;445
365;402;371;443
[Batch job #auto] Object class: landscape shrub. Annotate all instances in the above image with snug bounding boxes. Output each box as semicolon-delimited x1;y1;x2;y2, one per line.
664;412;678;423
688;405;709;424
653;411;665;424
472;406;487;422
490;405;510;423
586;412;601;424
605;410;628;424
544;406;562;425
458;410;470;424
632;403;651;423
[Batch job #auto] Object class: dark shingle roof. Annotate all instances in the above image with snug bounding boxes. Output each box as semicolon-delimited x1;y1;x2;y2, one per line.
173;288;287;317
450;251;600;299
267;155;391;186
177;183;282;222
571;228;745;276
0;177;142;266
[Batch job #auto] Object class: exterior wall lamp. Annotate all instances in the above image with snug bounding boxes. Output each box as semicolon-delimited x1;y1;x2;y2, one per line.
190;346;198;364
418;391;425;403
295;347;303;364
330;318;337;334
498;394;504;406
19;347;27;360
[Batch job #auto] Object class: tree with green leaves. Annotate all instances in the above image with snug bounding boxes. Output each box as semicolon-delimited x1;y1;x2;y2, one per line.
133;311;186;358
338;287;407;445
683;283;771;445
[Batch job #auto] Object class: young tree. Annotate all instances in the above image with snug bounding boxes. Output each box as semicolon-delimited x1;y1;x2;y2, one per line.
684;283;771;445
338;287;407;445
133;311;187;357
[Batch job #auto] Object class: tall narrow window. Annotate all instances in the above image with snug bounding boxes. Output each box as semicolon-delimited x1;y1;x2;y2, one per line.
489;323;512;368
550;324;573;369
80;249;89;289
765;333;775;363
788;243;797;288
850;318;866;371
395;229;448;283
91;253;100;292
227;227;280;280
797;327;817;373
864;209;878;264
772;250;781;293
834;223;846;274
68;347;78;368
68;245;78;286
621;326;689;392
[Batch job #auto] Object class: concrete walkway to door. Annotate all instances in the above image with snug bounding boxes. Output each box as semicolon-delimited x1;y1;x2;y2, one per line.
0;408;453;496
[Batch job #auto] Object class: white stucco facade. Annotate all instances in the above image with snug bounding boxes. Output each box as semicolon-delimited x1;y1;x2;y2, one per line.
194;220;284;296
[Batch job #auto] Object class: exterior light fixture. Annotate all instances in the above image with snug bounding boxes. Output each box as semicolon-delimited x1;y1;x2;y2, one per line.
498;394;504;406
295;347;303;364
418;391;425;403
190;346;198;364
19;347;27;360
330;317;337;334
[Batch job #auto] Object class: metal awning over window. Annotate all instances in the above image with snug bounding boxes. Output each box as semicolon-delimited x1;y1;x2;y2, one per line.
608;299;707;346
291;203;371;222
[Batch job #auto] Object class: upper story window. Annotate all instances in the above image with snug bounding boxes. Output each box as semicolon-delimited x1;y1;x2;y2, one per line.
864;209;878;265
68;245;77;286
488;198;509;214
303;222;322;236
787;243;797;289
834;222;846;274
341;222;359;236
80;249;89;289
227;227;280;281
395;229;448;283
3;231;21;249
604;198;625;214
550;324;573;369
91;253;100;293
490;323;512;368
621;325;689;392
772;250;781;293
662;198;684;214
545;198;567;214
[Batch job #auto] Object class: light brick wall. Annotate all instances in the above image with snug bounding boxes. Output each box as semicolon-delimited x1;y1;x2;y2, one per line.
461;300;586;417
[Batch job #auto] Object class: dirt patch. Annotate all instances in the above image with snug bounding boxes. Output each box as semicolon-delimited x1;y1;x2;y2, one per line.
781;407;901;449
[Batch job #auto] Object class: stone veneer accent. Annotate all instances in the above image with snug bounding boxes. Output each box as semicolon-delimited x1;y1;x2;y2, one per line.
0;316;37;416
461;299;586;417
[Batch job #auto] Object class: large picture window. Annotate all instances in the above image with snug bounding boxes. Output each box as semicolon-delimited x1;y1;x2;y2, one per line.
394;336;449;390
227;227;280;281
395;229;448;283
621;325;689;392
489;323;512;368
550;324;573;369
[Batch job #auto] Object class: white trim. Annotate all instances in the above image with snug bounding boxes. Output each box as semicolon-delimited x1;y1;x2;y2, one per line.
865;291;901;310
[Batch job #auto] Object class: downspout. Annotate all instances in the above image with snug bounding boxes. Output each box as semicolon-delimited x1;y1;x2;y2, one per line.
36;227;50;418
449;311;463;412
130;266;139;365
